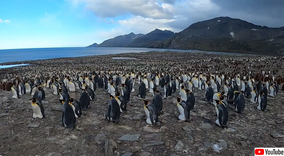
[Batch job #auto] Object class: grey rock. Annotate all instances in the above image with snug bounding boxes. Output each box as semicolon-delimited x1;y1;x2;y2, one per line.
200;123;212;130
95;133;107;144
213;140;228;153
46;137;57;141
140;152;151;156
270;132;284;138
182;125;193;132
121;152;133;156
132;113;144;120
143;141;164;147
28;123;40;128
104;139;117;156
204;142;212;147
170;154;180;156
118;134;140;141
0;113;9;118
44;152;62;156
51;106;62;112
175;140;184;151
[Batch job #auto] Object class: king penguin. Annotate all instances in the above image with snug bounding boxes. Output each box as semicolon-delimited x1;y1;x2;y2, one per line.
215;100;228;128
176;97;190;121
105;95;121;123
80;89;90;110
152;90;163;115
61;100;76;129
143;100;158;125
234;91;245;113
31;98;45;119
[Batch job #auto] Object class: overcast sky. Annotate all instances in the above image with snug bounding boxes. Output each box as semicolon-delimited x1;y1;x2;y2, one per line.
0;0;283;49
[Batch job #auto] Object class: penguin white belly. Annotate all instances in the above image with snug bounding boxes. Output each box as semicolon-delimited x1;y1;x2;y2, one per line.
241;83;245;92
215;118;221;126
144;107;152;124
224;86;228;96
188;83;193;92
257;96;261;110
71;104;78;118
198;81;202;90
85;79;90;87
52;85;58;95
89;81;94;91
269;87;274;97
163;86;167;98
69;82;76;92
18;85;22;96
144;80;148;89
31;87;37;96
47;80;51;88
250;91;256;103
12;87;18;99
74;82;80;89
213;84;218;92
180;91;187;101
132;81;135;92
32;104;43;118
25;83;31;93
177;104;186;121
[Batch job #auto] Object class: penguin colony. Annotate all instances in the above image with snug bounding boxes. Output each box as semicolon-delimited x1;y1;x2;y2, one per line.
0;52;284;154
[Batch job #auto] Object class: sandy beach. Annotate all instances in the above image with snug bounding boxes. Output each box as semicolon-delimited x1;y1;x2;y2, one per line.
0;51;284;156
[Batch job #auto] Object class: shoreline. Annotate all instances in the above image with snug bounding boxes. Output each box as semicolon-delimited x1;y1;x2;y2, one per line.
0;48;280;66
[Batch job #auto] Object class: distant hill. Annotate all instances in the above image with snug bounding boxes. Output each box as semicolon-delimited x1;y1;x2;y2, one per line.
98;33;144;47
127;29;175;47
89;17;284;55
88;43;98;47
151;17;284;55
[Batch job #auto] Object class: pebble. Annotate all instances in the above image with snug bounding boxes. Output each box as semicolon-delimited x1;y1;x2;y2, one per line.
27;123;40;128
175;140;184;151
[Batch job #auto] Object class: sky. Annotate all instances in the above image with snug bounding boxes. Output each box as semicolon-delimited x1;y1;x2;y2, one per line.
0;0;284;50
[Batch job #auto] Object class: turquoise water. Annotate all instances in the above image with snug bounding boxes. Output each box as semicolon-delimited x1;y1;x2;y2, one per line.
0;47;167;64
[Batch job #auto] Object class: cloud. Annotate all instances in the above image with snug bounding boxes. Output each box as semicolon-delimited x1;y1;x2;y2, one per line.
67;0;284;40
0;19;11;23
68;0;175;19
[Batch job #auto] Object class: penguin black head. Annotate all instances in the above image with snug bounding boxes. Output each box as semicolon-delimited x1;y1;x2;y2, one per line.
31;98;37;103
176;97;181;102
69;98;74;103
110;95;114;99
186;89;190;93
115;92;120;97
143;100;149;105
59;100;65;104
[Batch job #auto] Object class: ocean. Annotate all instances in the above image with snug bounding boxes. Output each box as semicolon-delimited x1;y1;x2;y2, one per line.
0;47;169;64
0;47;255;68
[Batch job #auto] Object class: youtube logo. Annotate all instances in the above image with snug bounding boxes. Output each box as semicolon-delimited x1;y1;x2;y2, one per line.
255;149;264;155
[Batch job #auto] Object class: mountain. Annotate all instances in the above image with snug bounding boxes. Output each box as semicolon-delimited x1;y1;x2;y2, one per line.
151;17;284;55
88;43;98;47
98;33;144;47
127;29;175;47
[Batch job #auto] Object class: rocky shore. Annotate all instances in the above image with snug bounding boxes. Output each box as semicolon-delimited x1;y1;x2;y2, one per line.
0;51;284;156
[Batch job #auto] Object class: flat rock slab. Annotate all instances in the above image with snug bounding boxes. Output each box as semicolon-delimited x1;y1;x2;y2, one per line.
121;152;133;156
0;113;10;118
271;132;284;138
28;123;40;128
118;134;140;141
143;141;164;147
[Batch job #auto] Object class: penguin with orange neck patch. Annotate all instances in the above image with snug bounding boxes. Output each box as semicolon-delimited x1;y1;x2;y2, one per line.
61;99;76;129
143;100;158;125
31;98;45;119
105;93;121;123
